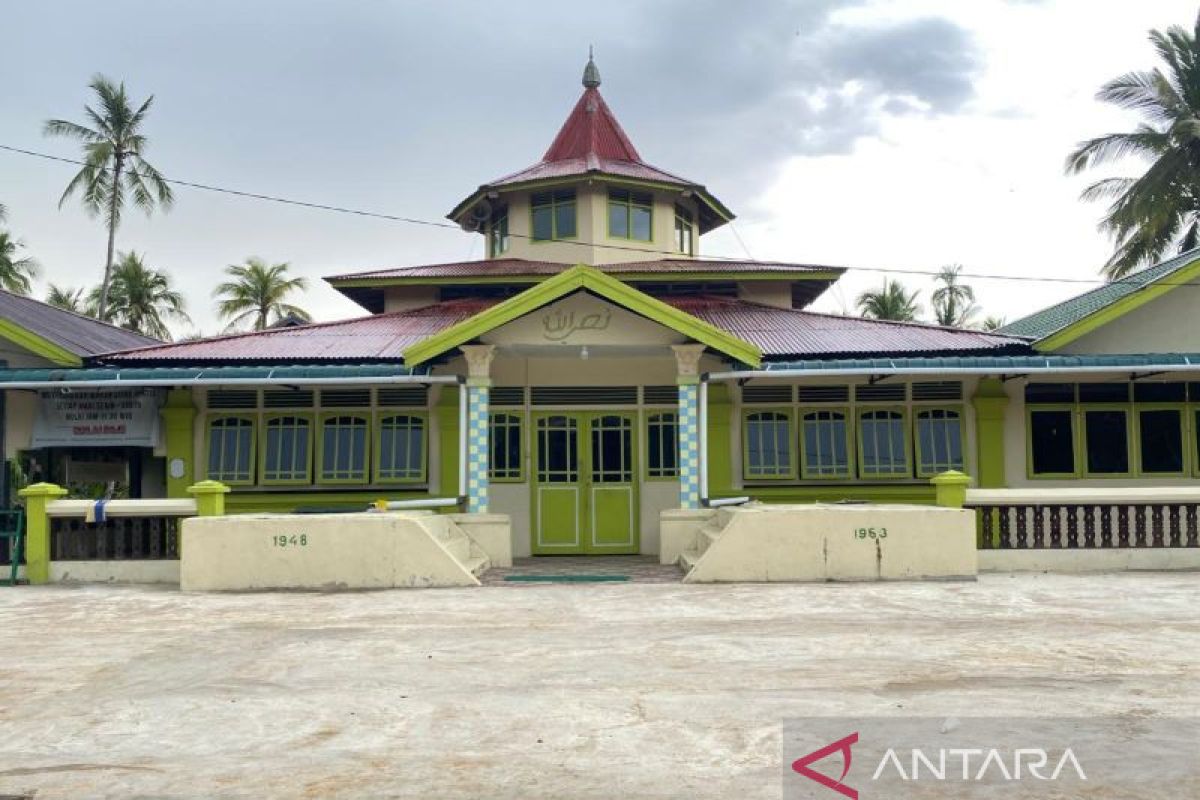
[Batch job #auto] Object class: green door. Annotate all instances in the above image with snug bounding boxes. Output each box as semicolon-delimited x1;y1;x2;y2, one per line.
532;412;639;555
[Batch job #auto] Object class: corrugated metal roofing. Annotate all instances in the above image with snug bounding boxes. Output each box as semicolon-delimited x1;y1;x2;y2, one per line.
100;293;1028;365
328;257;842;282
758;353;1200;371
0;290;160;356
542;86;640;163
101;299;495;363
665;296;1029;358
999;248;1200;340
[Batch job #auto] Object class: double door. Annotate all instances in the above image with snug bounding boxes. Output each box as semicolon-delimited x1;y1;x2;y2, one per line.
532;412;639;554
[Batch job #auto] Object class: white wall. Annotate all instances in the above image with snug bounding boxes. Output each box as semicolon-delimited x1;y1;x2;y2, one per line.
1059;287;1200;354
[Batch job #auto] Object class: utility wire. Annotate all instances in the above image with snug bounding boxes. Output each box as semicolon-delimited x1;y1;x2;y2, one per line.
3;141;1195;289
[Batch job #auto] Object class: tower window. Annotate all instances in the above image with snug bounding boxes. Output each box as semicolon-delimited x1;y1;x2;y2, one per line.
531;190;577;241
488;206;509;257
608;189;653;241
674;204;694;255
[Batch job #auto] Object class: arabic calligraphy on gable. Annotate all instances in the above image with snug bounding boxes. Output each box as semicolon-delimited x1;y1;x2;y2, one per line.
481;292;686;348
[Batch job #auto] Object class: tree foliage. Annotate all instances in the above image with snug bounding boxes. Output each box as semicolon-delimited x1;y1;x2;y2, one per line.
87;251;189;340
214;257;311;331
856;278;922;321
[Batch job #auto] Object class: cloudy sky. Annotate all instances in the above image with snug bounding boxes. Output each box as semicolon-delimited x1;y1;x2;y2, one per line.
1;0;1195;335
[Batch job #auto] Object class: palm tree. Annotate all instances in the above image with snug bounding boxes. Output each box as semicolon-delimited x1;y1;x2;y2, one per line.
87;251;188;340
214;257;310;331
44;75;173;319
979;315;1007;332
1066;11;1200;278
930;265;979;327
0;231;41;295
856;279;921;322
46;284;88;314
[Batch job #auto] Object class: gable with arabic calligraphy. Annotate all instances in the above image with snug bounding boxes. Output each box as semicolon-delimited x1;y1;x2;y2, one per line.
480;292;687;348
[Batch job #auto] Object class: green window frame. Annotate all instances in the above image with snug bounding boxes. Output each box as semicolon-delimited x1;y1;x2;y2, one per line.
857;407;910;479
1080;404;1133;478
743;409;796;480
1027;405;1079;478
1192;406;1200;479
488;206;509;257
489;412;524;482
376;413;427;483
608;188;653;241
645;411;679;479
260;414;313;485
531;190;577;242
914;407;965;477
205;415;256;485
1136;404;1188;476
799;408;852;479
318;413;370;484
674;203;694;255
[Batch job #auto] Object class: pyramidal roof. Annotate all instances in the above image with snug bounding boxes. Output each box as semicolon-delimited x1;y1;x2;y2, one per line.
449;55;733;232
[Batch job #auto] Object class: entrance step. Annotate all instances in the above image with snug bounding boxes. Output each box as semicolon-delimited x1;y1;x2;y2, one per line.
678;549;701;573
696;523;723;556
462;553;491;577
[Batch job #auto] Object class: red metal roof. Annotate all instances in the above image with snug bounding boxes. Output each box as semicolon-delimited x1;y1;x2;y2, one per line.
544;86;639;162
484;87;697;191
102;292;1026;365
328;257;842;282
664;296;1028;357
102;299;496;362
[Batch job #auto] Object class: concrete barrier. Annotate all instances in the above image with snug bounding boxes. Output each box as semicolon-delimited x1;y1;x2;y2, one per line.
676;503;977;583
180;512;484;591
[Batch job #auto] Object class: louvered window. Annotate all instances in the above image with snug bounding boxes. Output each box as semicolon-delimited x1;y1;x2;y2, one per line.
320;389;371;408
263;389;314;409
490;387;526;406
531;386;638;405
796;385;850;403
377;386;428;407
207;390;257;409
911;381;963;402
854;383;906;403
642;386;679;405
742;385;793;404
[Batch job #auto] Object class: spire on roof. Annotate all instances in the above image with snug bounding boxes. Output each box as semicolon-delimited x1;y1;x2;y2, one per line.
583;46;601;88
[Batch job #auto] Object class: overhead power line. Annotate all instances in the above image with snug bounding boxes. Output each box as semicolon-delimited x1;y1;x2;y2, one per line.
1;142;1193;290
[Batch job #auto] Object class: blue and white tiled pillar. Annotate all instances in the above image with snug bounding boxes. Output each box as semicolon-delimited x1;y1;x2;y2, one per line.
460;345;496;514
673;345;706;510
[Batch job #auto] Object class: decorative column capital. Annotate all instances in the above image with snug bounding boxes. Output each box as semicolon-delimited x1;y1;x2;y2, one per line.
460;345;497;380
672;344;705;386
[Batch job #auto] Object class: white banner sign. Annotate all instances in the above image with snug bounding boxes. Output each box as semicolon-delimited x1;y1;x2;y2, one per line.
32;388;163;448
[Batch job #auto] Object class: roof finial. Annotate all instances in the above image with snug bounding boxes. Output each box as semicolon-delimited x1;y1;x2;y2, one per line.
582;46;601;88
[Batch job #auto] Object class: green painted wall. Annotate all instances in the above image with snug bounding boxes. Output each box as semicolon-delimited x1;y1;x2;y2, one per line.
161;389;196;499
972;378;1009;489
713;484;938;505
436;385;461;505
706;382;733;497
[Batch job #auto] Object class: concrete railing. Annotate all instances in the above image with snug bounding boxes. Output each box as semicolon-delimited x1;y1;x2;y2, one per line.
17;480;229;584
963;485;1200;550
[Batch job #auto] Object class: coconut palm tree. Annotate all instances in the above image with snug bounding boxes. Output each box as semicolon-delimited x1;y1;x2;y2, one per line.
45;284;88;314
44;75;173;318
856;279;921;322
979;315;1007;332
0;231;41;295
214;257;310;331
1066;11;1200;278
930;265;979;327
87;251;188;339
